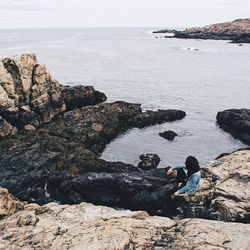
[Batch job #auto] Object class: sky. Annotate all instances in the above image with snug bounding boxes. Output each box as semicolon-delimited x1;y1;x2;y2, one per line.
0;0;249;29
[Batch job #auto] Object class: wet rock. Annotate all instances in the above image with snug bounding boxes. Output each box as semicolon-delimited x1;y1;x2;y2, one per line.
216;109;250;145
128;109;186;128
47;169;176;214
0;191;249;250
178;149;250;223
0;54;65;129
61;85;107;111
159;130;178;141
138;153;160;170
0;116;17;138
0;133;140;205
43;101;142;154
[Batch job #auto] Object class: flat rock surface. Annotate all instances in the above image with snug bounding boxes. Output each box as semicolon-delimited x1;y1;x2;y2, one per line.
0;189;249;250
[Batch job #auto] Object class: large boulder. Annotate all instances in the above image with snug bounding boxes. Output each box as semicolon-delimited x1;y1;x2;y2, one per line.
216;109;250;145
178;149;250;223
0;54;65;129
61;85;107;111
0;190;249;250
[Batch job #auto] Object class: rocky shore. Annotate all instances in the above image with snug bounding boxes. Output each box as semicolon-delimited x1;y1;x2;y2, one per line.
217;109;250;146
154;18;250;43
0;53;249;249
1;185;250;249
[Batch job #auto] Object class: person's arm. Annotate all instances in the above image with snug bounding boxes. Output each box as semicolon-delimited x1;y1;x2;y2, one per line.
167;165;185;175
176;173;200;194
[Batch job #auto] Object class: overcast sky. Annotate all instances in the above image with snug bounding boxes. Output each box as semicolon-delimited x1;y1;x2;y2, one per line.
0;0;249;29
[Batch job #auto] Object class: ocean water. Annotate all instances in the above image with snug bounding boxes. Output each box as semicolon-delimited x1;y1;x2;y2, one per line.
0;27;249;167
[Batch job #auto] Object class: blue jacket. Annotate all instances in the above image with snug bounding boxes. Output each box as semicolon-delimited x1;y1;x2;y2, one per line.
173;165;201;194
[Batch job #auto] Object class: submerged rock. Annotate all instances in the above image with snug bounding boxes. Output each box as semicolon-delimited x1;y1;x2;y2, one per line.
61;85;107;111
128;109;186;128
0;189;249;250
159;130;178;141
138;153;161;170
216;108;250;145
0;54;65;129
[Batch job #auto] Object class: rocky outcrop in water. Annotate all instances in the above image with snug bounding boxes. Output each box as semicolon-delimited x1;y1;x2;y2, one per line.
61;85;107;111
128;109;186;128
178;149;250;223
0;65;186;209
216;109;250;145
159;130;178;141
137;153;161;170
0;54;65;129
154;18;250;43
0;188;249;250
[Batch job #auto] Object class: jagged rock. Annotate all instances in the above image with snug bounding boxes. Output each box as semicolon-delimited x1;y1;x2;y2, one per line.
216;109;250;145
0;100;186;209
0;133;139;205
61;85;107;111
43;101;142;154
178;149;250;223
159;130;178;141
0;54;65;128
137;154;160;170
0;192;249;250
0;116;17;138
128;109;186;128
0;188;24;219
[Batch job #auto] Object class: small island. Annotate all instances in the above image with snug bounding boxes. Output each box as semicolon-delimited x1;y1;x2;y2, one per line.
154;18;250;43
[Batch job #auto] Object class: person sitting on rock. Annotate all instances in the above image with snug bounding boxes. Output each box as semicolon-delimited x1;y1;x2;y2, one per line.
167;156;201;196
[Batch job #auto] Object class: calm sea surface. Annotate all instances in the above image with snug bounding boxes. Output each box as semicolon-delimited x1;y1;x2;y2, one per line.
0;27;249;167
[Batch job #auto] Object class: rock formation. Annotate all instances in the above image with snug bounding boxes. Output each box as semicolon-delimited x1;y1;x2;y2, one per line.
178;149;250;223
0;54;65;129
154;18;250;43
128;109;186;128
0;116;17;138
61;85;107;111
159;130;178;141
216;109;250;146
137;153;161;170
0;188;249;250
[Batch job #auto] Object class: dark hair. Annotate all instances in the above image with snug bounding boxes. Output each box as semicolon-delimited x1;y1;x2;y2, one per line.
185;156;200;177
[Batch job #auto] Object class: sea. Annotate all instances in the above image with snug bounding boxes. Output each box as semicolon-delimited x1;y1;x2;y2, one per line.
0;27;249;167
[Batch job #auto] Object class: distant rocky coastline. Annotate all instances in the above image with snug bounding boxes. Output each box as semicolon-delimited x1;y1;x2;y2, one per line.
153;18;250;43
0;53;249;249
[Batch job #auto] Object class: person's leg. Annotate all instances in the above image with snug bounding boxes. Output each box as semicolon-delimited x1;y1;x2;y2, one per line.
176;168;187;188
